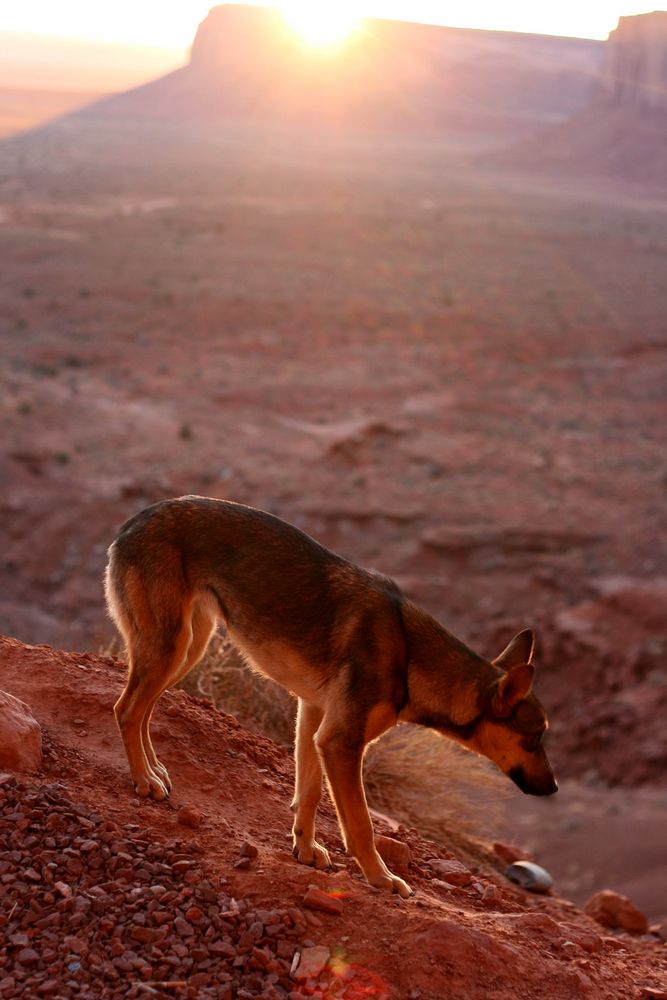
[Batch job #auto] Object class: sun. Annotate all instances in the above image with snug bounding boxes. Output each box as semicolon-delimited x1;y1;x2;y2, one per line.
280;3;361;47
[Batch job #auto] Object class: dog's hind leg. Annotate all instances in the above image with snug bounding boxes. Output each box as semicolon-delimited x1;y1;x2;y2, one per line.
316;715;413;897
291;700;331;870
139;600;217;790
114;611;194;800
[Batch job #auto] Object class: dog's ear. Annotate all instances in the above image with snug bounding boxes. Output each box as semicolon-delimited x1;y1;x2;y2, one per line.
492;662;535;714
493;628;534;670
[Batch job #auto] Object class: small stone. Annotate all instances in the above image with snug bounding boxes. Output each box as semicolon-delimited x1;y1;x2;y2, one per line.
481;884;501;906
17;948;40;966
562;927;602;954
189;972;211;988
54;881;72;898
376;835;411;875
234;857;252;870
239;841;258;858
513;913;561;936
293;946;330;981
505;861;553;893
584;890;649;934
303;886;343;916
177;805;203;829
130;927;157;944
641;989;667;1000
0;690;42;773
428;859;472;886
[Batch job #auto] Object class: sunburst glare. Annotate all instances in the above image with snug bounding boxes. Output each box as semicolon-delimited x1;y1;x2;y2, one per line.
280;3;361;47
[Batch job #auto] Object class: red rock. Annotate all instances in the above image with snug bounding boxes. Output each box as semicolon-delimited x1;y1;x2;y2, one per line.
130;926;157;944
584;890;649;934
239;841;258;858
481;884;501;906
0;690;42;773
512;912;561;937
302;886;343;916
561;926;602;954
177;805;203;829
376;835;411;875
293;946;330;981
189;972;212;988
17;948;40;965
428;859;472;886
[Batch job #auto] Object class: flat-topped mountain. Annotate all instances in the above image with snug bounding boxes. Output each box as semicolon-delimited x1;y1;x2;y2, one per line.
601;10;667;111
72;3;601;143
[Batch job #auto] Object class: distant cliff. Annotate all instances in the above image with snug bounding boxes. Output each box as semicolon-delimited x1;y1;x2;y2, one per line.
601;11;667;111
71;3;600;147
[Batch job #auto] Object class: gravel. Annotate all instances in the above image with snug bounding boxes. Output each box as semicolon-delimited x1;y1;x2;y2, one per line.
0;774;352;999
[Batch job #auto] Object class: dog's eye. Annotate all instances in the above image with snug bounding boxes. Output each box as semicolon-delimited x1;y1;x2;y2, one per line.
523;730;545;752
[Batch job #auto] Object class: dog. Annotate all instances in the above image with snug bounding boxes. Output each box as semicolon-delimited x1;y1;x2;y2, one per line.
105;495;557;897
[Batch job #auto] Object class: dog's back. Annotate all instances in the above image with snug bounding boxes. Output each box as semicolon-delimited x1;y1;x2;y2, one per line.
106;495;405;695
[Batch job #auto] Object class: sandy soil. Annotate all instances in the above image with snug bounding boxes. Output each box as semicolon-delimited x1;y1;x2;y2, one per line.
2;635;666;999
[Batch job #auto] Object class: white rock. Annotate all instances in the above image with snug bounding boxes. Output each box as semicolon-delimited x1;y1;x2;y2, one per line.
293;945;330;981
504;861;553;893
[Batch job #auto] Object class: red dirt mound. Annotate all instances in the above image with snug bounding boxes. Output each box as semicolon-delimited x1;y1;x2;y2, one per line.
1;636;666;999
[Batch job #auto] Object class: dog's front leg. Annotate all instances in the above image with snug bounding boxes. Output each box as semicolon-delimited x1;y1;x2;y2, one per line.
316;724;413;898
290;700;331;870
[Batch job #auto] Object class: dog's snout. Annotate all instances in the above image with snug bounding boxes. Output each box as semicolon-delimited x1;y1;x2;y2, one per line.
509;767;558;796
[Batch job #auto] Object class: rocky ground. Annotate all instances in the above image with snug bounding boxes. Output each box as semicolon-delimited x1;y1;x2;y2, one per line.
1;636;667;1000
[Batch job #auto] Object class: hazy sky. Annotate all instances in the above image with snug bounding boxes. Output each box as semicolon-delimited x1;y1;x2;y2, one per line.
2;1;664;48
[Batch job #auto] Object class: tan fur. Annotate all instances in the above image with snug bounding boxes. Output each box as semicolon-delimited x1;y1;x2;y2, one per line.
105;496;557;897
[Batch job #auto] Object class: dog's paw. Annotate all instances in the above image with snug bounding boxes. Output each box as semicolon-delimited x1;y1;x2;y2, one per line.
293;840;332;870
151;759;172;791
369;872;414;898
134;770;170;801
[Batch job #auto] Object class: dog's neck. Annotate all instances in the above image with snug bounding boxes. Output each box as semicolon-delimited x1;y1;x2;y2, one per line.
397;599;498;733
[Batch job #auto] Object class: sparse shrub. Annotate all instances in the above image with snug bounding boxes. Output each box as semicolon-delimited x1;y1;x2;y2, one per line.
363;725;507;843
179;634;296;746
179;422;193;441
22;287;35;298
54;451;70;465
17;401;32;415
63;354;83;368
181;633;506;844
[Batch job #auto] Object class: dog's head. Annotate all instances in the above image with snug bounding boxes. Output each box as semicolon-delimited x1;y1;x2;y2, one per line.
466;629;558;796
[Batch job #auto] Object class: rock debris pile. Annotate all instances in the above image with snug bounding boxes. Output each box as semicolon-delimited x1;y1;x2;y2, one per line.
0;775;353;1000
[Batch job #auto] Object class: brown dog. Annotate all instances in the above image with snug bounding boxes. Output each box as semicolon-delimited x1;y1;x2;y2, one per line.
105;496;557;896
